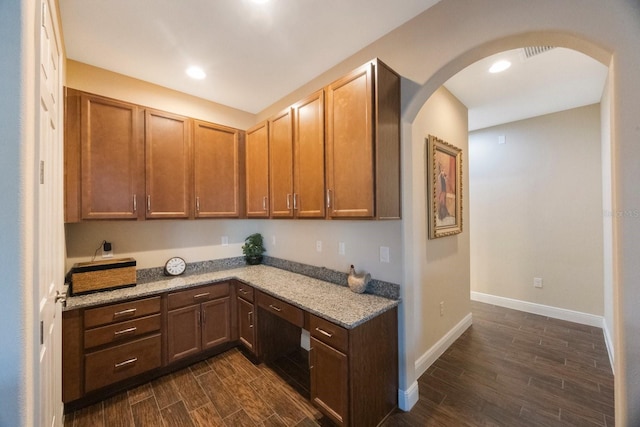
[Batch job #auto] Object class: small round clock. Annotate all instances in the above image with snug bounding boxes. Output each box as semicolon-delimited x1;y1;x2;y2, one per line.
165;257;186;276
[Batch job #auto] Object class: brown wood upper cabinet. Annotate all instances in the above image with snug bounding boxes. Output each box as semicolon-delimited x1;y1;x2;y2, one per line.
65;89;144;221
65;89;246;222
293;90;326;218
325;59;400;219
268;108;294;217
145;109;192;219
193;120;243;218
245;121;270;218
267;90;326;219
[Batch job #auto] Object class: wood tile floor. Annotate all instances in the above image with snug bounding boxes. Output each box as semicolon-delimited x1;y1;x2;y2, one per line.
65;301;614;427
382;301;615;426
64;348;331;427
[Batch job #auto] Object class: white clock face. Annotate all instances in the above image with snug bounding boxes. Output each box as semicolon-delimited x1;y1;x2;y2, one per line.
165;257;186;276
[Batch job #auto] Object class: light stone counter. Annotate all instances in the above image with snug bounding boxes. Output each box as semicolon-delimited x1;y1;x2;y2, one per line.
64;265;399;329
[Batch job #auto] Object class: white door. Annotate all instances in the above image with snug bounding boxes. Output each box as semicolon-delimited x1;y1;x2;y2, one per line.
38;0;64;425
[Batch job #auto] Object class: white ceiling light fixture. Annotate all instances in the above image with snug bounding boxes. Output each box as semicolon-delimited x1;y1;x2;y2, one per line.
251;0;270;3
489;60;511;74
186;66;206;80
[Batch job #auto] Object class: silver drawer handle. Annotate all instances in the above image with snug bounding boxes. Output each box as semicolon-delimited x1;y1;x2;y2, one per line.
193;292;210;299
315;327;334;338
269;304;282;312
114;327;137;337
248;311;253;327
114;357;138;368
239;288;248;294
113;308;136;318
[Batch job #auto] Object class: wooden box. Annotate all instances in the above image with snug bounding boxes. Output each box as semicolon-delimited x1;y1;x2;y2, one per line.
70;258;136;296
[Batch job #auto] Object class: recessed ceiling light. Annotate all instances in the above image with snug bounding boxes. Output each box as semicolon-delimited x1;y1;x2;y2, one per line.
489;60;511;73
252;0;269;3
186;66;206;80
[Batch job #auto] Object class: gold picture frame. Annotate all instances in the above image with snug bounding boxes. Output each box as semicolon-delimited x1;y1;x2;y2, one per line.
427;135;462;239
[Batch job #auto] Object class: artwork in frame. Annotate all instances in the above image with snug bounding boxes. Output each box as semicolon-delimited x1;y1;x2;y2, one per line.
427;134;462;239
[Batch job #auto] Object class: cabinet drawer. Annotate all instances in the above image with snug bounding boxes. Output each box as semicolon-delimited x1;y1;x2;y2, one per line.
84;296;161;329
257;292;304;328
310;314;348;354
84;333;161;392
236;282;254;302
167;282;230;310
84;314;161;349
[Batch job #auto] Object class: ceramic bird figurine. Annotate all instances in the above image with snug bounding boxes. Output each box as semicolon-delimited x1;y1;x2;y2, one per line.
347;264;371;294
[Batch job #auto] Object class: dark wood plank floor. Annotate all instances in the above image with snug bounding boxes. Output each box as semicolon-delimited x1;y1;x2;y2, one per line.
383;301;615;426
65;301;614;427
64;348;330;427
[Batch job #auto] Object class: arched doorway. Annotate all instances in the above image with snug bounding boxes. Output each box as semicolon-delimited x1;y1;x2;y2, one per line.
395;27;625;419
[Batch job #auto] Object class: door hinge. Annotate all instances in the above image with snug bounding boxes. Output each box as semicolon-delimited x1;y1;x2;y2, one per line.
40;160;45;184
40;320;44;345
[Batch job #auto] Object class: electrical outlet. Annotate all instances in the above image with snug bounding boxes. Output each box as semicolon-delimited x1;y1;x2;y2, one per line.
272;235;276;246
533;277;543;288
316;240;322;252
439;301;445;317
338;242;346;255
221;236;229;246
380;246;390;263
102;241;113;258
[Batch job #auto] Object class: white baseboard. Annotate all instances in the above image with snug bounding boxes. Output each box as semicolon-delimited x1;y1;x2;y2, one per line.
471;291;614;371
470;291;604;327
414;313;473;378
398;380;419;411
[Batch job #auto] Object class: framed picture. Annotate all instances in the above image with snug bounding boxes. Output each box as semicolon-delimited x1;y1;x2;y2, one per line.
427;135;462;239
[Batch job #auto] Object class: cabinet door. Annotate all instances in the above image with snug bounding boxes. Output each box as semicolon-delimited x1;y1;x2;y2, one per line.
145;109;192;218
237;297;256;352
245;121;269;217
269;108;294;218
80;93;143;219
193;120;241;218
310;337;349;426
293;90;325;218
326;62;375;218
201;297;231;350
166;304;201;363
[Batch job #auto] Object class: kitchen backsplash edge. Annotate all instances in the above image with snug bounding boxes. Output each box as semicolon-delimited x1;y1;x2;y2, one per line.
135;256;400;300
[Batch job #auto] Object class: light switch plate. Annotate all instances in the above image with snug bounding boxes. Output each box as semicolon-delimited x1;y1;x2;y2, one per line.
380;246;390;263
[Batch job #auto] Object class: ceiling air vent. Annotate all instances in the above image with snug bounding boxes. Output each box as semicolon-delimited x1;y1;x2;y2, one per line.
522;46;555;59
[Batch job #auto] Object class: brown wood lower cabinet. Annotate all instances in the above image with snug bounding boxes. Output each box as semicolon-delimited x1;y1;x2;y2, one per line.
166;283;232;363
63;279;398;425
310;337;349;425
237;295;256;352
309;309;398;427
84;333;161;393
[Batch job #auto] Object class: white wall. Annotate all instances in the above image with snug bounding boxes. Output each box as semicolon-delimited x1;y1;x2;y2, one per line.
0;0;28;424
469;105;604;316
65;219;403;284
408;87;470;373
601;75;615;365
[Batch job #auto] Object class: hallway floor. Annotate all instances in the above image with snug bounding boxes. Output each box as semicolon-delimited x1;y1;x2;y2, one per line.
65;301;614;426
383;301;614;426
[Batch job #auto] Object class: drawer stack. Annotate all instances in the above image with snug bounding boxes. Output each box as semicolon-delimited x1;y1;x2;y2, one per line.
83;297;162;392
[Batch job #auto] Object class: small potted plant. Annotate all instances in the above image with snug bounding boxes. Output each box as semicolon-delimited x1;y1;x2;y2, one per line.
242;233;266;265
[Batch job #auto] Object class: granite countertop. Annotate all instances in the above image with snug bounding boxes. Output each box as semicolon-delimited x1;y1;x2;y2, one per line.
64;265;399;329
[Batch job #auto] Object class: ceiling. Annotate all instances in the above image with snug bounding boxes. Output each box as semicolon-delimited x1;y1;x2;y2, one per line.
444;47;608;131
59;0;608;127
59;0;439;114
